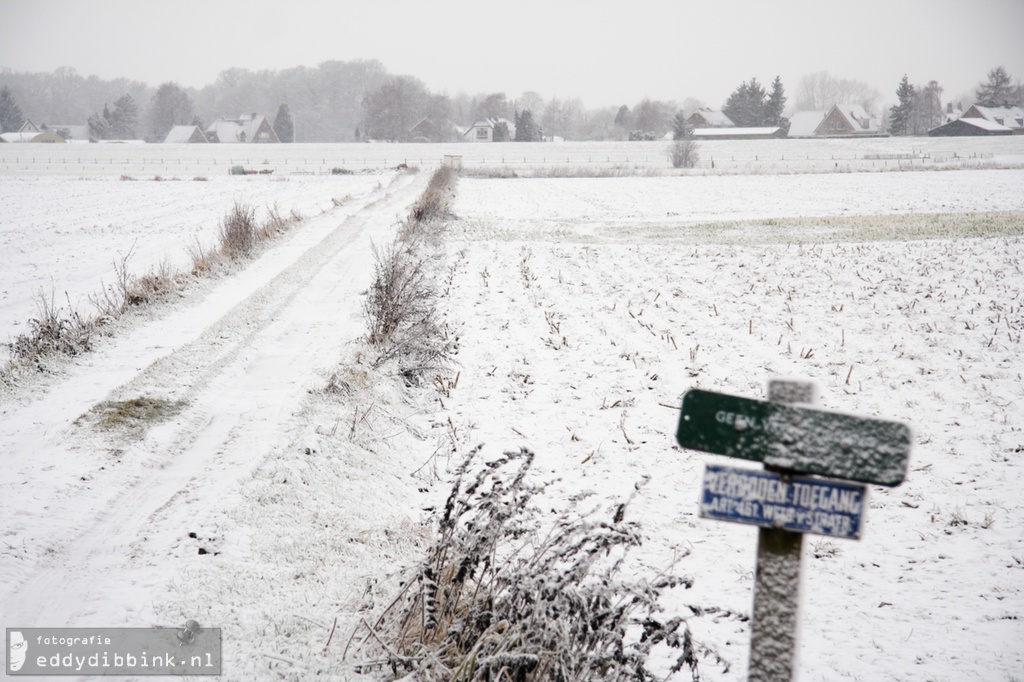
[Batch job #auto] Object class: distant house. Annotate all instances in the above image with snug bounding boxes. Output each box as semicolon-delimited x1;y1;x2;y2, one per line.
960;104;1024;132
409;117;458;143
205;113;279;143
692;126;784;141
687;108;734;128
787;105;884;138
462;118;515;142
927;117;1014;137
0;120;66;143
163;125;209;144
928;104;1023;137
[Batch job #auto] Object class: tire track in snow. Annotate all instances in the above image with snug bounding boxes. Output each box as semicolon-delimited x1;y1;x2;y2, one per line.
0;171;427;637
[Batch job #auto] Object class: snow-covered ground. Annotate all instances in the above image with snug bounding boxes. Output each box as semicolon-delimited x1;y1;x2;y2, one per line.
1;141;1022;681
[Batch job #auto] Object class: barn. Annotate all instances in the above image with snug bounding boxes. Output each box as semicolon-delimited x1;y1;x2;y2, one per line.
928;117;1013;137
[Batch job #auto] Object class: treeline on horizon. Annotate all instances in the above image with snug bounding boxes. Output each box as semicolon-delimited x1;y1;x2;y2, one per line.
0;60;1019;143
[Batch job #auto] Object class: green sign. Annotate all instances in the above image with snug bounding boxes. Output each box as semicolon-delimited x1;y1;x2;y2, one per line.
676;389;911;486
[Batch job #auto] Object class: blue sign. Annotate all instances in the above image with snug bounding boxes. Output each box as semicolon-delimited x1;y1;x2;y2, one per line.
699;464;867;539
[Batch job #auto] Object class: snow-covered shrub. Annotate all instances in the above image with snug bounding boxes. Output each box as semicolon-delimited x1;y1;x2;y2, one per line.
218;201;257;259
408;165;457;226
365;167;458;377
5;291;95;368
668;139;700;169
345;446;719;681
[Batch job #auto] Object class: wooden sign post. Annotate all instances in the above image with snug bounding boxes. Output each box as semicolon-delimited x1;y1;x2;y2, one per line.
676;379;911;682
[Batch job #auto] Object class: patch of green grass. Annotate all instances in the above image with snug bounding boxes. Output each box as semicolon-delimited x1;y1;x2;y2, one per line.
87;396;187;433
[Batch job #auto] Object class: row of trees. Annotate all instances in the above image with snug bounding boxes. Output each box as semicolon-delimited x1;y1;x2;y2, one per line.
889;76;944;136
2;64;1021;141
721;76;789;131
889;67;1023;136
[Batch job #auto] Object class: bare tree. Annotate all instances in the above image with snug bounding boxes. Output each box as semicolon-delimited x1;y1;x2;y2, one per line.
542;97;585;140
911;80;943;135
795;71;881;115
150;82;194;142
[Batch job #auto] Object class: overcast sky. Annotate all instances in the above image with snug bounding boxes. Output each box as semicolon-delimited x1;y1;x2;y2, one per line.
2;0;1022;110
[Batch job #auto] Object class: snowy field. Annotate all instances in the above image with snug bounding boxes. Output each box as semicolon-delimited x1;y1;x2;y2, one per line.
0;173;392;344
0;140;1022;681
1;135;1023;176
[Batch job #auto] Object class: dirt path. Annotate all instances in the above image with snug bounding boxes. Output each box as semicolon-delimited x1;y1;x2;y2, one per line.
0;171;426;641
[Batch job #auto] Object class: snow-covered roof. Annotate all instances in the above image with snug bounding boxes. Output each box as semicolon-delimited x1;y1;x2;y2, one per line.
964;105;1024;129
205;114;278;143
787;106;881;137
688;108;734;127
0;131;66;143
692;126;780;138
163;125;208;144
462;117;515;140
833;104;878;131
787;111;826;137
948;117;1013;133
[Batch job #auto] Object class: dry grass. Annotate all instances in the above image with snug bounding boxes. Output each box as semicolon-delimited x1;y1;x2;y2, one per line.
4;291;95;370
218;202;257;260
344;446;726;681
364;167;459;379
81;395;187;436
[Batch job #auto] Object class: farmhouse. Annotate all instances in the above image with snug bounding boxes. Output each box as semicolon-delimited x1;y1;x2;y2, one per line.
163;125;209;144
928;117;1014;137
961;105;1024;132
687;108;735;128
788;105;884;138
692;126;784;141
409;117;458;143
928;104;1023;136
462;118;514;142
205;114;279;143
0;120;66;143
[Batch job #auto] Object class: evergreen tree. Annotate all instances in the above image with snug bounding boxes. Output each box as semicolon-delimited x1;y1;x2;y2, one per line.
110;94;138;139
614;105;631;129
88;104;113;140
0;85;25;133
671;111;691;140
722;78;767;127
889;74;915;136
514;109;541;141
975;66;1017;106
492;120;510;142
765;76;789;133
273;103;295;142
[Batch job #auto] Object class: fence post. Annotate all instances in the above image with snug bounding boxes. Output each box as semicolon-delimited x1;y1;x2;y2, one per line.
748;379;815;682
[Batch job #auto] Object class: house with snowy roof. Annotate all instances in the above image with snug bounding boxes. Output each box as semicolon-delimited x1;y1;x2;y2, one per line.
691;126;785;141
0;119;66;143
960;105;1024;132
687;108;734;128
928;104;1022;137
927;116;1014;137
204;113;279;143
462;118;515;142
163;125;209;144
787;104;884;138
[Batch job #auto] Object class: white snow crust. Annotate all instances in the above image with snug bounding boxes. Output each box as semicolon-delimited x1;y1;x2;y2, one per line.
1;142;1022;681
